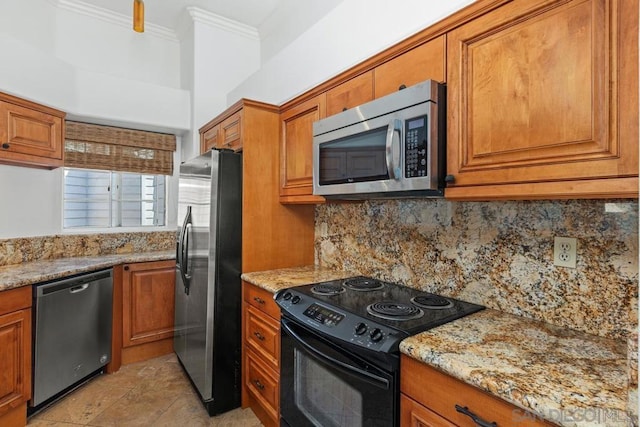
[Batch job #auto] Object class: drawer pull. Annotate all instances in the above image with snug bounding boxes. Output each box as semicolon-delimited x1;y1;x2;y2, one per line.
253;379;265;390
1;143;10;149
253;296;265;305
455;405;497;427
253;331;265;341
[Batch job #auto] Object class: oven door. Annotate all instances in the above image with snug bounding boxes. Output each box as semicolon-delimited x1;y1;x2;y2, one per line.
280;318;397;427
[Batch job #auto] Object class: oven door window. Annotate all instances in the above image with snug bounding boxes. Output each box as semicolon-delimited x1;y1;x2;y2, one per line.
295;348;363;426
280;319;396;427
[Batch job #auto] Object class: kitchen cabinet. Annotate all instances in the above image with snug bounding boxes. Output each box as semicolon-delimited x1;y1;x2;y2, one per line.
445;0;638;200
0;91;65;169
325;71;374;117
401;355;556;427
279;93;326;204
109;260;176;371
242;281;280;427
0;286;31;427
374;35;446;98
200;107;243;153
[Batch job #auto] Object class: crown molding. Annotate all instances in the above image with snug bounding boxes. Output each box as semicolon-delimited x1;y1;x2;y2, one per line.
186;7;260;40
51;0;180;42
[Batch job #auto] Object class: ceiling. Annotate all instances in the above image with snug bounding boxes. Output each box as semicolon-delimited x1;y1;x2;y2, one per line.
76;0;282;31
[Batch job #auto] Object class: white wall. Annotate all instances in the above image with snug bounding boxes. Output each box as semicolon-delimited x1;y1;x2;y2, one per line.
0;0;188;238
180;9;261;160
0;0;190;131
228;0;475;105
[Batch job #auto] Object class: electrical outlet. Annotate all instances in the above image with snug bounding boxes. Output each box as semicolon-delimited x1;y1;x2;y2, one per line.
554;237;577;268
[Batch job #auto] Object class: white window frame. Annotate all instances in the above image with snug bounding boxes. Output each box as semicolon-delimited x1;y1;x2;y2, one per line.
61;167;169;233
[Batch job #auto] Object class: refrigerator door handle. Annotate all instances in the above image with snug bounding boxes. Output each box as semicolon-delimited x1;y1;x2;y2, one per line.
179;206;192;294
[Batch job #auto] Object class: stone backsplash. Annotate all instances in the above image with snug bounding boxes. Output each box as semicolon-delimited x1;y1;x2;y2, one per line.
315;199;638;341
0;231;176;267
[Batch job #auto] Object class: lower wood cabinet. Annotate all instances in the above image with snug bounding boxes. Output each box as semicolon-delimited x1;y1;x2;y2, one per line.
109;260;176;371
242;281;280;427
401;355;556;427
0;286;32;427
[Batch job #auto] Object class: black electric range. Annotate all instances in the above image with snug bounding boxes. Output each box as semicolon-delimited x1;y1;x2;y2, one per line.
275;276;484;365
275;276;485;427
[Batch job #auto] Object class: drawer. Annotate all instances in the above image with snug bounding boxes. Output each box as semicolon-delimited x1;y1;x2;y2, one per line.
243;282;280;319
245;348;279;421
401;355;556;427
245;305;280;370
0;287;31;316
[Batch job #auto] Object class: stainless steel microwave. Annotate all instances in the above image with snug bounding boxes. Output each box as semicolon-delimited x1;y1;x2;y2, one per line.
312;79;445;199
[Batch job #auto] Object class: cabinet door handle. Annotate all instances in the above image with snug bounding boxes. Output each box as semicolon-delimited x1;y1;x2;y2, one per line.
124;265;130;271
398;84;407;90
253;296;265;305
1;143;9;149
445;174;456;184
253;331;265;341
455;405;497;427
253;379;265;390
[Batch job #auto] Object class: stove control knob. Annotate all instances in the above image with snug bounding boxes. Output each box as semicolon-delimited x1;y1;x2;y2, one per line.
354;322;368;335
282;292;292;300
370;328;384;342
291;295;301;304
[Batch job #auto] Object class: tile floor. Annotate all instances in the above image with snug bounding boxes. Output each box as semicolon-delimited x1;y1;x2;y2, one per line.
28;354;262;426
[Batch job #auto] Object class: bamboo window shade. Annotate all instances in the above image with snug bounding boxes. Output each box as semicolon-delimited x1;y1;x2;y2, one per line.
64;121;177;175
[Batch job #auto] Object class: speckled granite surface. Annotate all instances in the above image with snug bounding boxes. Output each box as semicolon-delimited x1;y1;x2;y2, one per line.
0;250;174;291
400;309;631;427
241;265;356;294
316;199;638;341
0;231;175;267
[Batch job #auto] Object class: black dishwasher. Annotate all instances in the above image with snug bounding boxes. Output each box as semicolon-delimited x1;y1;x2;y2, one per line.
31;268;113;409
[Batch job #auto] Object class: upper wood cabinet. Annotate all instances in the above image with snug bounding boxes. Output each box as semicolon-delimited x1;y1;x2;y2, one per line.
0;92;65;169
200;106;243;153
279;94;326;204
326;71;374;117
0;286;31;427
374;35;446;98
445;0;639;199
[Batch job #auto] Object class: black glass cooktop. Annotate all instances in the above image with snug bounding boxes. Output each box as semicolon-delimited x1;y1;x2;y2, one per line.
286;276;484;335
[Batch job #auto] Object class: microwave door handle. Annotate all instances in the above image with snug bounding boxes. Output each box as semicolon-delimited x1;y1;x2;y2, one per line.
385;119;403;180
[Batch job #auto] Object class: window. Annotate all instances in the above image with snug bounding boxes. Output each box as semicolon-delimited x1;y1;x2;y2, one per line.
63;168;166;229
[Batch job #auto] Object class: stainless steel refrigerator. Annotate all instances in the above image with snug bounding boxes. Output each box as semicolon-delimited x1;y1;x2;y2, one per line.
174;149;242;415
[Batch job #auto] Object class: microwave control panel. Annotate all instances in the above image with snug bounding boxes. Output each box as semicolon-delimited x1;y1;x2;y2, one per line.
404;115;428;178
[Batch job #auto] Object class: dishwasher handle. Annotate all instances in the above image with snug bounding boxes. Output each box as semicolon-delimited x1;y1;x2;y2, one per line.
36;269;112;297
69;284;90;293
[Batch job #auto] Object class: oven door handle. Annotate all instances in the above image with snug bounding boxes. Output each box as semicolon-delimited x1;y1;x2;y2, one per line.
282;319;390;390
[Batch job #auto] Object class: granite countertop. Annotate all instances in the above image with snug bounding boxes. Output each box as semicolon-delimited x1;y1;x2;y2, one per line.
241;265;631;427
241;265;357;293
0;250;175;291
401;309;629;427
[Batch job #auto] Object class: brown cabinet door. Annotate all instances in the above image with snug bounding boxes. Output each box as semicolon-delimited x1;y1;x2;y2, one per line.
446;0;638;199
401;394;457;427
280;94;326;203
122;260;176;347
0;308;31;417
374;35;446;98
326;71;374;117
201;123;220;153
219;110;243;151
0;98;64;169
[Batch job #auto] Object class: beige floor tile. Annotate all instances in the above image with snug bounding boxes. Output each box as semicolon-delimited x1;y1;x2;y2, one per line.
84;386;181;427
27;354;262;427
152;394;213;427
33;380;130;425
